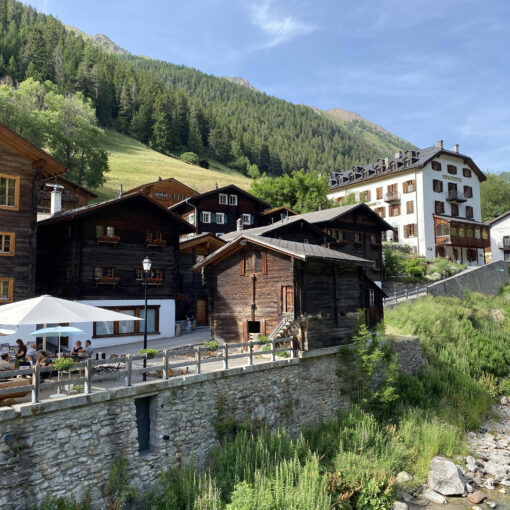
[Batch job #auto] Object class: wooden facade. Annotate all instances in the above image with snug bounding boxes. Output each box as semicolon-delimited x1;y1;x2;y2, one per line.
171;185;270;236
38;176;97;214
196;235;373;349
0;123;66;303
36;193;194;303
127;177;198;208
177;234;226;323
261;206;297;225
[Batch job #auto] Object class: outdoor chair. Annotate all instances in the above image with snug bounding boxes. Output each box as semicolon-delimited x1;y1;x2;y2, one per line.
0;343;12;354
97;354;124;374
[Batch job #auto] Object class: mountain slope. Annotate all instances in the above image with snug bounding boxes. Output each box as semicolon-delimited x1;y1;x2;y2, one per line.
64;25;128;54
96;130;251;201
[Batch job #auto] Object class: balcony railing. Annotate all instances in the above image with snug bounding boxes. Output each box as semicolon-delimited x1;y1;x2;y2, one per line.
384;191;401;203
446;191;468;203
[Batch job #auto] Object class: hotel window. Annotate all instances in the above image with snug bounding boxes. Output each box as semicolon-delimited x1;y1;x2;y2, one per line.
201;211;211;223
463;168;472;178
216;212;226;224
376;187;383;199
94;306;160;337
360;190;371;202
450;225;457;236
403;180;416;193
467;226;473;238
447;164;457;175
219;193;228;205
434;201;445;214
482;228;489;240
403;224;416;238
406;201;414;214
375;206;386;218
432;179;443;192
229;195;238;205
466;206;473;219
431;161;442;171
0;278;13;302
0;232;14;256
474;228;481;240
458;227;465;238
450;203;459;216
242;214;252;225
436;224;449;237
0;174;19;209
389;204;401;217
463;186;473;198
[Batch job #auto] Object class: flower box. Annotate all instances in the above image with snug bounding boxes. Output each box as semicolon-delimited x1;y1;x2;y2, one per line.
96;277;120;286
142;278;163;287
146;239;166;249
96;235;120;246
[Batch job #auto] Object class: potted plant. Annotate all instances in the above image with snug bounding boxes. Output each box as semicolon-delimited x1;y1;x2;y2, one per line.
53;358;76;395
138;348;159;359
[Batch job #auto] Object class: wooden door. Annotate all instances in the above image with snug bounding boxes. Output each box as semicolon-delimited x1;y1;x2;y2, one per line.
196;299;207;325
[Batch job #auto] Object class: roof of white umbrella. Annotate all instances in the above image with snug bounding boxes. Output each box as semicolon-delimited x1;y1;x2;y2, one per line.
0;295;142;326
0;328;16;336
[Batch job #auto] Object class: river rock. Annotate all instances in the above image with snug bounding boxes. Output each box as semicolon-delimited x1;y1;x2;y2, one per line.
467;491;487;504
391;502;408;510
428;456;465;495
422;488;447;504
501;396;508;405
396;471;413;484
484;461;507;478
465;482;474;493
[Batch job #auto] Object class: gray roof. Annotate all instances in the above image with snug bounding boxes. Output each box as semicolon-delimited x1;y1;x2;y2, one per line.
329;146;486;190
194;234;373;270
487;211;510;226
221;215;312;241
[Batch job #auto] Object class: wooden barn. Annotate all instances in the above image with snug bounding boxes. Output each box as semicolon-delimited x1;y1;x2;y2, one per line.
195;234;374;350
127;177;198;208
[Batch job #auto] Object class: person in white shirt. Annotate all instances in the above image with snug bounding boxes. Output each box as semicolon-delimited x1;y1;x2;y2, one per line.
27;342;38;364
84;340;93;358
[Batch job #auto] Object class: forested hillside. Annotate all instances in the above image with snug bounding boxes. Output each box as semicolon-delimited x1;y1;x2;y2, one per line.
0;0;414;184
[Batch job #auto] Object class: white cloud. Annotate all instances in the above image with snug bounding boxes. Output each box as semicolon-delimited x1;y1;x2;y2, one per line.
248;0;317;48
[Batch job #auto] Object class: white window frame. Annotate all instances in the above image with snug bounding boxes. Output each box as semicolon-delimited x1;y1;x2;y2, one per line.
229;194;238;205
242;213;251;225
187;213;195;225
202;211;211;224
219;193;228;205
216;212;225;224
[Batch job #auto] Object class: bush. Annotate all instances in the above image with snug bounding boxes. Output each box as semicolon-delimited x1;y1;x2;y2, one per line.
138;348;159;359
404;257;427;279
53;358;75;371
205;340;219;351
382;249;405;277
180;151;199;164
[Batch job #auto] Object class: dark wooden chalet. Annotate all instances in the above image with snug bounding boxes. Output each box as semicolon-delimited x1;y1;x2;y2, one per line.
127;177;198;208
0;122;67;304
38;175;97;215
36;191;194;312
195;234;374;350
261;206;297;225
178;233;226;324
170;185;270;236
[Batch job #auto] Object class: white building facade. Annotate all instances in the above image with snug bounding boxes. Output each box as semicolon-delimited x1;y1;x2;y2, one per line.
488;212;510;262
327;142;490;265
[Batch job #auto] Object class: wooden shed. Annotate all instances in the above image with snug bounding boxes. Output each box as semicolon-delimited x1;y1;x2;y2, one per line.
195;234;374;350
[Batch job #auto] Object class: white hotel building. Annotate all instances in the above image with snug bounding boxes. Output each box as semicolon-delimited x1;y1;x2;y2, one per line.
327;142;490;265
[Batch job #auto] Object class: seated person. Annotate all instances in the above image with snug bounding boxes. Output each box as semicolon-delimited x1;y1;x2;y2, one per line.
84;340;93;358
36;351;52;380
26;342;38;364
70;340;83;358
0;353;14;371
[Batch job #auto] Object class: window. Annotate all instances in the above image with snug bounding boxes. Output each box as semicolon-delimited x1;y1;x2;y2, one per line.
0;232;14;256
375;207;386;218
280;285;294;313
392;228;399;243
330;229;345;241
504;236;510;247
135;268;164;282
406;201;414;214
466;206;473;218
216;212;226;224
154;191;167;200
433;179;443;192
404;224;416;238
354;232;363;244
467;226;473;238
482;228;489;240
436;224;449;237
463;168;472;178
458;227;465;238
463;186;473;198
95;267;115;279
475;228;481;240
242;214;252;225
376;187;383;199
360;190;371;201
219;193;228;205
187;213;195;225
335;196;345;205
201;211;211;223
94;305;160;337
244;252;262;273
229;195;238;205
135;397;152;453
0;278;13;302
431;161;442;171
447;164;457;175
0;174;19;209
450;225;457;236
146;231;163;242
369;289;375;307
389;204;401;216
403;180;416;193
467;249;478;263
96;225;116;238
450;203;459;216
434;201;445;214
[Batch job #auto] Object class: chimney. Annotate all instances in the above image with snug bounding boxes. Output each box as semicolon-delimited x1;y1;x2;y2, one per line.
384;157;389;167
453;144;459;153
394;151;402;159
437;140;444;149
49;184;64;216
119;184;123;198
236;218;243;231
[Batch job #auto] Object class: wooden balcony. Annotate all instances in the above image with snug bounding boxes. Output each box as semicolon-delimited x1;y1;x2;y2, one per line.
435;235;490;249
384;191;401;203
446;191;468;203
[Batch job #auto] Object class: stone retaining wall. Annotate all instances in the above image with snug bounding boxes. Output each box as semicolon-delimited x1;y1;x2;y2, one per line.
0;340;421;509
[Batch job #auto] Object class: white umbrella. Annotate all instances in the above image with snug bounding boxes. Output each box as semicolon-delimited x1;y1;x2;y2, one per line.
0;327;16;336
0;295;143;325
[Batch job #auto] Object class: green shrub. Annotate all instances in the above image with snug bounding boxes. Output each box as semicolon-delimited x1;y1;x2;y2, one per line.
53;358;75;371
205;340;219;351
382;249;405;277
258;335;269;343
104;456;137;504
180;151;199;164
404;256;427;279
138;348;159;359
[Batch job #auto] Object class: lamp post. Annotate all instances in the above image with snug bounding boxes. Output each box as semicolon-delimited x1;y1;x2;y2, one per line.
142;256;151;381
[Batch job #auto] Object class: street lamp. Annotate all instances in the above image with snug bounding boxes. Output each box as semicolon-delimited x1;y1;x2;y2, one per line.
142;256;151;381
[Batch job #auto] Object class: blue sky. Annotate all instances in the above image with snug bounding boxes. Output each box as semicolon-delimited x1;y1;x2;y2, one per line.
23;0;510;172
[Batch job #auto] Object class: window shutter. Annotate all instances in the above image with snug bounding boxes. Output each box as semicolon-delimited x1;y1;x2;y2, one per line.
249;214;253;225
277;285;282;315
211;212;216;223
200;211;204;222
240;253;245;276
262;252;268;275
242;320;249;342
404;225;408;238
261;318;267;336
96;225;104;238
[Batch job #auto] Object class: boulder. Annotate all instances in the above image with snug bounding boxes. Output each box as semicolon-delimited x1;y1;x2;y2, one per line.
396;471;413;484
467;491;487;504
428;456;465;495
422;488;447;504
484;461;508;478
391;502;408;510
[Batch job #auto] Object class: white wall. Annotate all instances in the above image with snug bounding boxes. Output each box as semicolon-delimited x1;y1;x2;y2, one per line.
0;299;175;350
490;215;510;262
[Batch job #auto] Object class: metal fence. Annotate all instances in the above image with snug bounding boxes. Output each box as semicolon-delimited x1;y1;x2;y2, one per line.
0;337;296;405
383;284;430;305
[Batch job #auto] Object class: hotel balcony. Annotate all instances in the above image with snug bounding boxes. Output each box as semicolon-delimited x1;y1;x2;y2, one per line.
446;191;468;203
384;191;401;203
